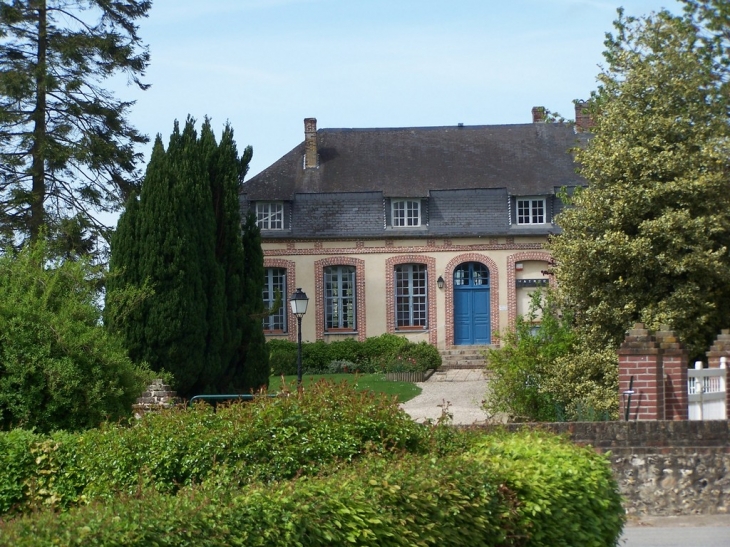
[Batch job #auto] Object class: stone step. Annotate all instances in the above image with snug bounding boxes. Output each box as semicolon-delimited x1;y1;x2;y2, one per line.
440;362;486;370
439;347;488;370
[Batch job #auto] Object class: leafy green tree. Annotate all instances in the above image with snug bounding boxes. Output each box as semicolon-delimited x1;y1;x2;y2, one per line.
551;8;730;357
108;118;266;396
0;240;152;432
0;0;151;256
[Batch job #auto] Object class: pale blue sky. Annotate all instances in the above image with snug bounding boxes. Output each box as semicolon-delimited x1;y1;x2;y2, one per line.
121;0;682;180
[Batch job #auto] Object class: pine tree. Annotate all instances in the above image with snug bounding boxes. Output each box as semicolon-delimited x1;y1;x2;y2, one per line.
0;0;150;256
108;118;263;397
551;8;730;357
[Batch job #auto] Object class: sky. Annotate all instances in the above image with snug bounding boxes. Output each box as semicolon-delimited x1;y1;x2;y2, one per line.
119;0;683;181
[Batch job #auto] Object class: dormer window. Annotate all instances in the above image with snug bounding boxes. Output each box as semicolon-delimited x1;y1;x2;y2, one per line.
516;198;546;225
392;199;421;227
256;201;284;230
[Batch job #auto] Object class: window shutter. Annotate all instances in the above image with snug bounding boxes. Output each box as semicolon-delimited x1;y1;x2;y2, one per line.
384;198;392;227
421;198;429;225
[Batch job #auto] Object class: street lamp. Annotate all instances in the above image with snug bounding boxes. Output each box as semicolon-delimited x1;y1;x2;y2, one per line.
289;288;309;386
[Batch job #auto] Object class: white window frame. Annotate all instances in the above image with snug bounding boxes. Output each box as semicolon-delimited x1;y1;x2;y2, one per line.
324;266;356;331
394;264;428;329
392;199;421;227
256;202;284;230
516;198;546;225
263;268;286;332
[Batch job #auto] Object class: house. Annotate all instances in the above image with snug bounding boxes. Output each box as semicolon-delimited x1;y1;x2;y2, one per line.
241;105;590;349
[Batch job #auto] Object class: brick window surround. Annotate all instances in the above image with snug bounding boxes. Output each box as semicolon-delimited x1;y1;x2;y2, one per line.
315;257;366;341
506;251;553;327
385;255;437;345
263;258;297;342
444;253;500;348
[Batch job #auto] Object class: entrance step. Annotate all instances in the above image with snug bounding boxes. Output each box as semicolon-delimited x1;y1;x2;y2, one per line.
438;346;490;370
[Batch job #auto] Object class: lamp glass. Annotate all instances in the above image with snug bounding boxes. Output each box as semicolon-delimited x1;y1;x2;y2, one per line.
289;288;309;316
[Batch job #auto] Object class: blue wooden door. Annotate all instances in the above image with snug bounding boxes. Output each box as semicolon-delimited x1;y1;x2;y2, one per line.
453;262;490;345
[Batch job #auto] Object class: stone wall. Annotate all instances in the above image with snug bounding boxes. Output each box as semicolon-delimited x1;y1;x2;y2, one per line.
132;379;180;419
469;421;730;516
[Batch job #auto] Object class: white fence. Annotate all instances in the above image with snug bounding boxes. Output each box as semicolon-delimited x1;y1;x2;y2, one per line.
688;359;727;420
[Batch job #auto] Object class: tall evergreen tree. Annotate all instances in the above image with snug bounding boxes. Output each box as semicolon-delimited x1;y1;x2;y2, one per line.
0;0;151;256
238;210;269;392
108;118;266;396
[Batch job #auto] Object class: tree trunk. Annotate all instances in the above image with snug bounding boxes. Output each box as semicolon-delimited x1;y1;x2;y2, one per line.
30;0;47;242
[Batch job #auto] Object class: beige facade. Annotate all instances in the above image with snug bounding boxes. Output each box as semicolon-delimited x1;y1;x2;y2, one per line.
263;234;553;349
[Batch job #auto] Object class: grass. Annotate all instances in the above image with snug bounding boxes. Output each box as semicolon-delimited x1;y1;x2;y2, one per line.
268;373;422;403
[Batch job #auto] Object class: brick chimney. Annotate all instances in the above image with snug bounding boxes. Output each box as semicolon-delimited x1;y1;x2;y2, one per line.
574;100;594;133
532;106;546;123
304;118;318;169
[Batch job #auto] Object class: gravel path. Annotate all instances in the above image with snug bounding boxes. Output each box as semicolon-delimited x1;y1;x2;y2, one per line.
399;369;492;425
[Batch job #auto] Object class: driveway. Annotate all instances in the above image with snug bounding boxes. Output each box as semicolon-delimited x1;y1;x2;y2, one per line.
622;515;730;546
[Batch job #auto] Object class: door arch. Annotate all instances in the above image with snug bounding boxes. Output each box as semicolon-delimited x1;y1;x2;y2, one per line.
453;262;490;345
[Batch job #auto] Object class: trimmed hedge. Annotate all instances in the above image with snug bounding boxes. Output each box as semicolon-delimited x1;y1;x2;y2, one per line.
0;381;429;515
0;436;623;547
269;333;441;376
472;430;625;547
0;380;624;546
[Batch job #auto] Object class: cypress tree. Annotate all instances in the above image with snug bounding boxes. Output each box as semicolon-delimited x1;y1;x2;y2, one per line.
239;210;270;392
108;118;263;397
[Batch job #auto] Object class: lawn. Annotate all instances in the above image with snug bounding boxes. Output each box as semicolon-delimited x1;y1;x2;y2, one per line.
268;373;422;403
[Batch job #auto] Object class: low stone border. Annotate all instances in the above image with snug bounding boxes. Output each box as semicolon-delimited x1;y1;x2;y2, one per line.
385;369;435;382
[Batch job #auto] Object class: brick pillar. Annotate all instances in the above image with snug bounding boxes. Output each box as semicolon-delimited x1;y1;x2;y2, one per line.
132;379;179;419
656;326;688;420
706;329;730;415
618;323;664;420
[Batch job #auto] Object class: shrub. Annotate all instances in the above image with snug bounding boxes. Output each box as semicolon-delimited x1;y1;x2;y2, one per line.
484;289;576;422
484;289;618;422
472;429;624;547
397;340;441;371
267;339;298;375
0;454;511;547
267;333;441;376
0;381;429;515
302;339;331;372
326;359;358;373
0;430;624;547
0;242;153;433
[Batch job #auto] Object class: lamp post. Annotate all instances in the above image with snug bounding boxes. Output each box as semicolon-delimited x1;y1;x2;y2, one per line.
289;288;309;386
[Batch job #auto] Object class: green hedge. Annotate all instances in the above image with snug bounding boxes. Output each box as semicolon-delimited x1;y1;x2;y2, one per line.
0;381;429;516
0;435;623;547
268;333;441;376
472;430;625;547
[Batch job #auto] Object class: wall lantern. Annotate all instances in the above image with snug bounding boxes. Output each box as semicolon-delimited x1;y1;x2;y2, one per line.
289;288;309;386
437;275;445;289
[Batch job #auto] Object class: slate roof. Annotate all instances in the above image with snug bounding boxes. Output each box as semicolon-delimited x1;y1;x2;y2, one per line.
242;122;588;200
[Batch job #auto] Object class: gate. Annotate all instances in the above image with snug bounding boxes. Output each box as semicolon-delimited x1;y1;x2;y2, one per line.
688;359;727;420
